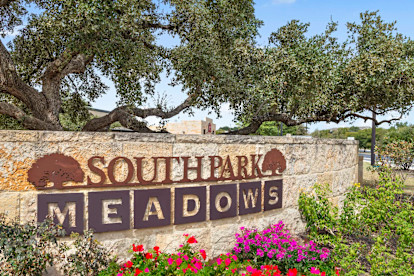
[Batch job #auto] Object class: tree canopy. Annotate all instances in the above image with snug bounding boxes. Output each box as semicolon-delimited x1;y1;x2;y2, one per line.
1;2;414;134
228;11;414;134
0;0;261;131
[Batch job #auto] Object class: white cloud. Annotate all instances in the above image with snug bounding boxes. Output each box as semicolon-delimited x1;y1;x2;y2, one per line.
272;0;296;5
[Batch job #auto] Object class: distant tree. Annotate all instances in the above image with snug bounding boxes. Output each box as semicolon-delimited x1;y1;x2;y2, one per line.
354;128;373;150
311;126;387;150
383;123;414;143
248;121;307;136
216;126;240;134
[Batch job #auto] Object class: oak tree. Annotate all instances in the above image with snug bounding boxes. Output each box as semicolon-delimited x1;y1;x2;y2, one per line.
0;0;261;131
230;11;414;135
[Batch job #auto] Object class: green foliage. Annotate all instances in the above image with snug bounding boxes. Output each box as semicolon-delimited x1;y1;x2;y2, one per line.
383;123;414;143
59;92;94;131
0;0;26;36
377;140;414;170
61;230;116;276
1;0;263;131
216;125;241;134
299;168;414;275
255;122;307;136
3;3;414;133
0;216;65;276
0;114;24;130
0;216;116;276
311;127;388;150
232;11;414;133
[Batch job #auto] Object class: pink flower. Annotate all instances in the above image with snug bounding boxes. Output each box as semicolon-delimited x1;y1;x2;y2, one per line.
246;266;255;272
183;255;189;261
195;262;203;269
310;267;321;274
167;258;173;265
217;258;222;265
232;255;238;261
225;258;231;266
144;268;149;273
176;258;182;266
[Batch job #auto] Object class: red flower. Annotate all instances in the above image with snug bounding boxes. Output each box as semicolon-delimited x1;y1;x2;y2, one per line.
200;249;207;260
132;244;144;252
124;260;133;268
145;253;153;259
153;246;160;254
187;236;198;244
321;272;326;276
134;268;142;275
287;268;297;276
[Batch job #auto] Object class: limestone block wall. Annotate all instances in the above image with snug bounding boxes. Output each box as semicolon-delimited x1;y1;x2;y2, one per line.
0;130;358;259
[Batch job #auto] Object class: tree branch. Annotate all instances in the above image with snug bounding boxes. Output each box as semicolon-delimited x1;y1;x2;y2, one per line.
41;50;93;122
227;110;345;135
141;20;175;31
0;0;15;8
42;50;93;81
120;30;156;50
0;101;59;130
0;40;48;117
342;112;404;125
129;93;194;119
82;94;195;132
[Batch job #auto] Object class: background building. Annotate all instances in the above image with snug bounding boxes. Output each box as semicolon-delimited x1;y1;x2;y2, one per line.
164;117;216;135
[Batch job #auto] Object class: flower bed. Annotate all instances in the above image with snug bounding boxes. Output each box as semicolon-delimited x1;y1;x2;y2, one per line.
99;222;339;276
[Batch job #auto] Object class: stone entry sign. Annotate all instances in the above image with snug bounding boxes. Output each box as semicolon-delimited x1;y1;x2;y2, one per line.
37;180;283;234
0;131;358;257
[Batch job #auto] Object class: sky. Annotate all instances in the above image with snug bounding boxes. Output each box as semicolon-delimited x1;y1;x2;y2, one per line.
3;0;414;132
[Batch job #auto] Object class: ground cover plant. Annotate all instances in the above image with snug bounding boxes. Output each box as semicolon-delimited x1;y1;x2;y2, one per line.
299;166;414;275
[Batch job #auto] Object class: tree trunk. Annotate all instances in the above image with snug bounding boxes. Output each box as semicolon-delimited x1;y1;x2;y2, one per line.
371;111;376;166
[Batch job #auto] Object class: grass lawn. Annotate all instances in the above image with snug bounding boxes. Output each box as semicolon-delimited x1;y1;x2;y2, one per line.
362;162;414;194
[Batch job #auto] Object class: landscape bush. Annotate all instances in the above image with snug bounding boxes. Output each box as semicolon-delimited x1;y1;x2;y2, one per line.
60;230;115;276
0;216;65;276
377;140;414;170
0;217;115;276
298;166;414;275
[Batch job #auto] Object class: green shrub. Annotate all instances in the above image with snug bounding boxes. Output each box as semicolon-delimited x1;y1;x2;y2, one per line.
61;230;116;276
299;166;414;275
377;140;414;170
0;216;65;276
